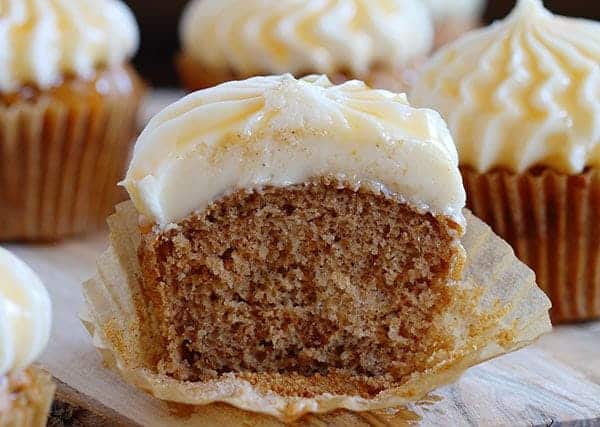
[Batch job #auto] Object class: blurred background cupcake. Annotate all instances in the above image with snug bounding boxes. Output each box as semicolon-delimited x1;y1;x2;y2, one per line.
176;0;434;92
0;247;54;426
0;0;143;241
422;0;486;47
125;0;598;87
411;0;600;323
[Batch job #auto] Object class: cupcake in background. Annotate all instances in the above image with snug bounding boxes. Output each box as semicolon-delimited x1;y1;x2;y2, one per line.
411;0;600;323
0;0;144;241
0;247;54;427
177;0;434;92
422;0;485;47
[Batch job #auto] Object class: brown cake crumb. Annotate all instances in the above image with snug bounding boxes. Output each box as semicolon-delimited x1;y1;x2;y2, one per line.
137;179;466;398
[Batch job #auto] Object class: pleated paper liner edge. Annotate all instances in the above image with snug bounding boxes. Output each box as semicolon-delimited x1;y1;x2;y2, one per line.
81;201;552;421
462;167;600;323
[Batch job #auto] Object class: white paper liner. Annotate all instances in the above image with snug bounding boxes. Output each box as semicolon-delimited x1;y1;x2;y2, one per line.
82;201;551;421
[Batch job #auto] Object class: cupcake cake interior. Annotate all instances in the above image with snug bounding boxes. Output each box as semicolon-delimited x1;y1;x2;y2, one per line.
125;75;469;397
138;180;464;396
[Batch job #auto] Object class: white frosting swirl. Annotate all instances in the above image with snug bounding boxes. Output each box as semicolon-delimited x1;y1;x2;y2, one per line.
411;0;600;174
0;0;139;92
124;74;465;228
180;0;434;78
0;248;52;376
422;0;485;22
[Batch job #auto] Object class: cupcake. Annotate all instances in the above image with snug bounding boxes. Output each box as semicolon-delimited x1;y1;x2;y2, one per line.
0;0;144;241
0;247;54;426
422;0;485;48
83;75;551;420
177;0;434;92
411;0;600;322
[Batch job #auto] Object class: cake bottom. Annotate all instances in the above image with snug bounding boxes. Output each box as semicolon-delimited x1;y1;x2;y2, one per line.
0;368;55;427
137;179;468;398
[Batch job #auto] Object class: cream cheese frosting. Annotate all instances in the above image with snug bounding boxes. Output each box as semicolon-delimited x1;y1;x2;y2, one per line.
411;0;600;174
179;0;434;78
0;0;139;92
0;247;52;377
422;0;485;22
123;74;466;228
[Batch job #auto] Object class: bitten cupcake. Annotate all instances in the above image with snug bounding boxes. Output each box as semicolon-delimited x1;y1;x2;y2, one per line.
411;0;600;322
83;75;550;420
0;248;54;427
422;0;485;47
0;0;144;241
177;0;434;92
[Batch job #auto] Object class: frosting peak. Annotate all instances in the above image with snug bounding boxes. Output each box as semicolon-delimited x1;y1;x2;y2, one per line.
0;0;139;92
0;248;52;376
180;0;434;78
510;0;546;16
411;0;600;174
124;75;465;227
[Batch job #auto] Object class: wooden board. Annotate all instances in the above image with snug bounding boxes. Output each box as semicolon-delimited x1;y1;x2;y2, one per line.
7;231;600;427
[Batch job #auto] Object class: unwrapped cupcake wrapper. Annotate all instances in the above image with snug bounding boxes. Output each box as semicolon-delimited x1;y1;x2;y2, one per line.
462;167;600;323
0;94;139;241
82;201;551;421
0;367;55;427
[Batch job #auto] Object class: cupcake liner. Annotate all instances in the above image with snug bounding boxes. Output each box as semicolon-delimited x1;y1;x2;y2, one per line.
462;167;600;323
0;81;140;241
81;201;551;421
0;367;55;427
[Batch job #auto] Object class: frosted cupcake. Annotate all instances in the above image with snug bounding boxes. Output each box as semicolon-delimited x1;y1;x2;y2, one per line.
83;75;550;420
0;248;54;427
177;0;434;92
411;0;600;322
0;0;143;241
422;0;485;47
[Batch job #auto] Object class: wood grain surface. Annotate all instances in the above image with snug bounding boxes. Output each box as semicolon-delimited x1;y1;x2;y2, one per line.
7;230;600;427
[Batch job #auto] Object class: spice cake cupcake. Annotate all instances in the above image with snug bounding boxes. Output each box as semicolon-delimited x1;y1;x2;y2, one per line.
422;0;485;47
0;248;54;427
83;74;551;420
411;0;600;322
177;0;434;92
0;0;144;241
